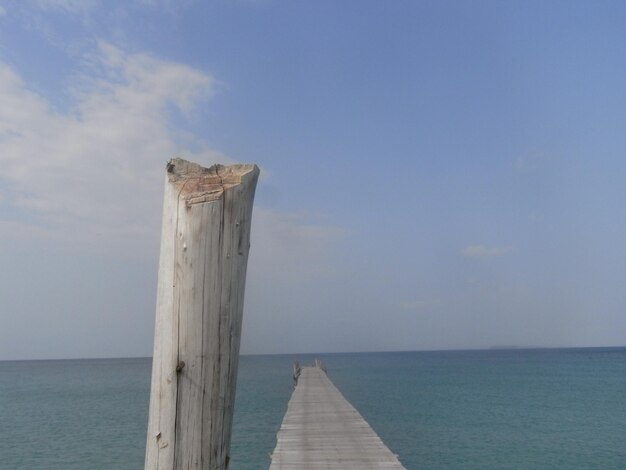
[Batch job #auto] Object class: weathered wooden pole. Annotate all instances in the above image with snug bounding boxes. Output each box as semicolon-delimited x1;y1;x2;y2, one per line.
145;158;259;470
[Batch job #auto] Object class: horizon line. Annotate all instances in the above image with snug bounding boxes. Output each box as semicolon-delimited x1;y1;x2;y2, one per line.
2;344;625;363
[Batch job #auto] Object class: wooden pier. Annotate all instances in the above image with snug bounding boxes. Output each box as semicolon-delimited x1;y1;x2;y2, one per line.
270;363;406;469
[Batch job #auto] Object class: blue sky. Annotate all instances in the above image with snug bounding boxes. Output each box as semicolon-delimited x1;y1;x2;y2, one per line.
1;0;625;359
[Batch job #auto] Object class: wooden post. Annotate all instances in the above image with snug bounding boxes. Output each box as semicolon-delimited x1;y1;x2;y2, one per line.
292;361;301;387
314;358;326;373
145;158;259;470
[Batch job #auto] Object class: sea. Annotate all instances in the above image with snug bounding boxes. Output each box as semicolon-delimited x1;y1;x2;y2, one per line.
1;348;625;469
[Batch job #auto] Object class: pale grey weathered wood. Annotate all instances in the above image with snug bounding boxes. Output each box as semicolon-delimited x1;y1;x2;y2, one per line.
270;365;406;469
145;159;259;470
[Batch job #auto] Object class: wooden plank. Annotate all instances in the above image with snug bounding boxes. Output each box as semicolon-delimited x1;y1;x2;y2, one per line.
270;365;406;469
145;159;259;470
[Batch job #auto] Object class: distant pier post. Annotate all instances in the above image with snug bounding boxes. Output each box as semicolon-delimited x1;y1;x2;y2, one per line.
145;158;259;470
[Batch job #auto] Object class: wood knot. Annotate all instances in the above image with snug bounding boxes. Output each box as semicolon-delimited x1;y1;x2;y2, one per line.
176;361;185;373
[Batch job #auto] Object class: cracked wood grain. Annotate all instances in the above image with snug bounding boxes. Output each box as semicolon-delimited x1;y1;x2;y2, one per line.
145;158;259;470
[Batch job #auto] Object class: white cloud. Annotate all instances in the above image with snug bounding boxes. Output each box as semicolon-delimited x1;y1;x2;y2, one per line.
0;42;349;267
462;245;511;259
0;43;219;252
0;5;6;16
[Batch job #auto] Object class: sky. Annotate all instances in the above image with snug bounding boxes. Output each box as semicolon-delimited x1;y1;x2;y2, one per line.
1;0;626;360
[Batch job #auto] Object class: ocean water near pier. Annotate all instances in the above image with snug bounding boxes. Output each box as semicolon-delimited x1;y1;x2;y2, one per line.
1;348;625;469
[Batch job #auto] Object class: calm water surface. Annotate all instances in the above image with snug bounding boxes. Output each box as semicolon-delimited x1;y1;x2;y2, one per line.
1;348;625;469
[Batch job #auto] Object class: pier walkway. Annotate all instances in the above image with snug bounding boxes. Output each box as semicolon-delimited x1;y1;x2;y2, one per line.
269;364;406;469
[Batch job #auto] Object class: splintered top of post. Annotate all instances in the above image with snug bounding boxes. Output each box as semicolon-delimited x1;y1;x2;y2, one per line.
166;158;259;206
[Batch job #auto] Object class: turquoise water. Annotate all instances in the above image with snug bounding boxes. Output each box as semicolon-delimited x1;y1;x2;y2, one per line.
1;348;625;469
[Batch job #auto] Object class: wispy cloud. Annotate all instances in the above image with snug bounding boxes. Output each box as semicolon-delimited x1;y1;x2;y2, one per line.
0;42;218;251
0;5;6;16
0;42;349;266
462;245;512;259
